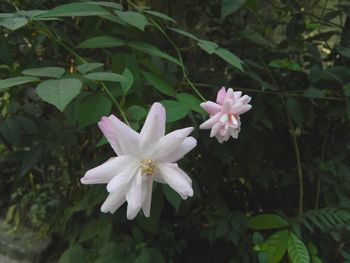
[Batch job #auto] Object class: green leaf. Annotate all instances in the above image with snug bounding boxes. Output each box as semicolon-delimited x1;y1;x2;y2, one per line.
0;17;28;30
214;48;243;71
176;93;204;113
36;78;82;112
286;98;304;126
78;36;124;49
198;40;218;54
168;27;199;41
86;1;122;10
248;214;289;230
79;218;109;243
76;63;104;74
76;94;112;127
162;184;181;210
22;67;65;78
221;0;246;20
0;76;39;92
261;230;289;263
303;88;325;98
19;146;42;177
39;3;109;17
121;68;134;94
216;220;229;237
0;118;21;145
160;100;189;123
84;72;127;82
115;10;148;31
337;47;350;58
144;10;177;23
142;71;176;96
128;41;182;66
58;245;89;263
288;233;310;263
127;105;147;121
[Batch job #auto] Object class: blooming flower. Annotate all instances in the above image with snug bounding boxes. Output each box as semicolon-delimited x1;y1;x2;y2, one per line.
199;87;252;143
80;102;196;220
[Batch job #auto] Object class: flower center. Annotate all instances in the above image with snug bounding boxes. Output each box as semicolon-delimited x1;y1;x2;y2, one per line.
140;159;156;176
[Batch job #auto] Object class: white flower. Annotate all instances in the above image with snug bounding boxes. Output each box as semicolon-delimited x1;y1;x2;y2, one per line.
80;102;196;220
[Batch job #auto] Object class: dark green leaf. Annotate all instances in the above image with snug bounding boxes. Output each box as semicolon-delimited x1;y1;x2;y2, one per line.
337;47;350;58
86;1;122;10
0;17;28;30
261;230;289;263
76;63;104;74
163;184;181;210
84;72;127;82
20;146;42;176
121;68;134;94
288;233;310;263
128;41;182;66
214;48;243;71
0;76;39;92
176;93;204;113
58;245;89;263
303;88;325;98
22;67;65;78
216;220;229;237
78;36;124;49
115;10;148;31
160;100;189;122
168;27;199;41
221;0;246;20
76;94;112;127
142;71;176;96
36;78;82;111
0;118;21;145
39;3;109;17
127;105;147;121
198;40;218;54
248;214;289;230
144;10;177;23
286;98;304;126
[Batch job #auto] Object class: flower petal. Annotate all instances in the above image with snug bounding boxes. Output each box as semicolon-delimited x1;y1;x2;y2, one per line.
199;112;221;129
222;98;233;113
142;177;153;217
140;103;166;153
236;104;252;115
157;137;197;163
100;115;140;157
151;127;194;161
200;101;221;115
234;91;242;100
101;192;126;214
106;163;139;193
216;86;226;105
226;88;235;102
157;163;193;199
98;116;123;155
126;170;148;220
80;156;135;185
210;122;222;137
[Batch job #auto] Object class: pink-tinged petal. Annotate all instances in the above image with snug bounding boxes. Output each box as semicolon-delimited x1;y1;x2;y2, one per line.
210;122;222;137
106;164;139;193
200;101;221;115
158;137;197;163
234;91;242;100
142;177;153;217
140;103;165;148
238;95;251;104
236;104;252;115
80;156;134;185
126;170;147;220
101;193;126;214
199;112;221;129
98;117;123;155
222;98;233;113
216;87;227;105
157;163;193;199
102;115;141;157
151;127;194;161
226;88;235;101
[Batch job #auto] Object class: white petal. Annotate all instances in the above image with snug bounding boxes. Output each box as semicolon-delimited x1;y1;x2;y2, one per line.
98;116;123;155
126;171;148;220
236;104;252;115
200;101;221;115
151;127;194;161
142;177;153;217
140;103;166;153
234;91;242;100
157;137;197;163
101;193;126;214
80;156;135;185
106;163;139;193
199;113;221;129
101;115;140;157
157;163;193;199
210;122;222;137
226;88;235;102
220;114;228;123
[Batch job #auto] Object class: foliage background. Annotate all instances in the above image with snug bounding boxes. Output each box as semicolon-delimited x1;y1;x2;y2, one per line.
1;0;350;262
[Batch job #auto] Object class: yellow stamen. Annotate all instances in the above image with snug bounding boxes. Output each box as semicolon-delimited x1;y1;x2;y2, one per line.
140;159;155;176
